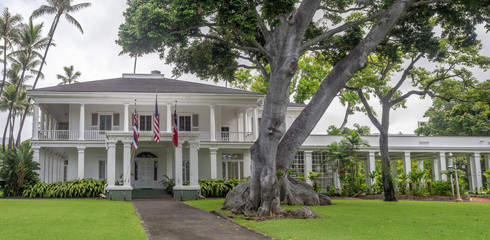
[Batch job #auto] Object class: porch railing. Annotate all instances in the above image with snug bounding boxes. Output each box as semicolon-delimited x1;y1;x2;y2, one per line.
37;130;255;142
38;130;79;140
215;131;254;142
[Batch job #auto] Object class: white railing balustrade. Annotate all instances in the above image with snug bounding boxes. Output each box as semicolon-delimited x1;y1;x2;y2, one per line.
85;130;108;140
215;131;254;142
38;130;79;140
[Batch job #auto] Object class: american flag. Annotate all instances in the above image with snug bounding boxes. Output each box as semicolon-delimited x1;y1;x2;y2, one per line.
172;104;178;147
153;98;160;142
133;108;139;150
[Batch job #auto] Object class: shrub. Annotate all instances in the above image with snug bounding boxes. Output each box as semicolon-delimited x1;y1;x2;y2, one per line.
431;180;452;196
0;145;39;197
22;178;106;198
199;178;245;198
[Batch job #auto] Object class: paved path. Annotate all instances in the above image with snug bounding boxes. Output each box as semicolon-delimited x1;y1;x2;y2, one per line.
132;199;272;240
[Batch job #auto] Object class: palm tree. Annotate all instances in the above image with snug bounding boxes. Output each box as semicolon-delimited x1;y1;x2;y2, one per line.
16;0;91;147
57;65;81;85
2;20;48;151
0;8;23;98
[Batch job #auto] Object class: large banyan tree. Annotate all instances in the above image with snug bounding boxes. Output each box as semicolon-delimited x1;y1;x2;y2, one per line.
117;0;489;217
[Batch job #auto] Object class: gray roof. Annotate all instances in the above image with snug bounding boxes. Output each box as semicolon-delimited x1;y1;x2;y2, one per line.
29;77;263;95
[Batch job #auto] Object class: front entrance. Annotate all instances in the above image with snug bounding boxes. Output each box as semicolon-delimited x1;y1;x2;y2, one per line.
134;152;160;189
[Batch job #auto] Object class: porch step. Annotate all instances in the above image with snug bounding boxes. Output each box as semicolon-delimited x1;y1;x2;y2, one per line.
132;189;172;199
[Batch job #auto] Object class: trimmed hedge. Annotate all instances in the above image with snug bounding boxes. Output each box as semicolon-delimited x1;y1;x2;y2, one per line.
22;179;106;198
199;178;245;198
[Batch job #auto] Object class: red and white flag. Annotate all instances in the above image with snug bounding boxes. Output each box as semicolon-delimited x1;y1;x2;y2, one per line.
153;98;160;142
133;108;139;150
172;103;178;147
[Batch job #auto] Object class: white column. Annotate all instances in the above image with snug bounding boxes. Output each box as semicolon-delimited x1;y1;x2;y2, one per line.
333;169;341;190
58;156;63;182
174;144;183;187
252;107;259;140
166;147;174;178
166;104;172;133
304;151;313;185
124;103;129;132
79;103;85;140
106;140;117;187
485;154;490;184
77;146;85;179
40;108;45;132
243;149;251;178
122;140;132;187
54;154;59;182
438;152;447;181
432;157;440;181
366;151;376;186
210;148;218;178
470;152;483;193
32;103;39;140
189;142;199;187
32;145;41;180
210;105;216;141
403;152;411;175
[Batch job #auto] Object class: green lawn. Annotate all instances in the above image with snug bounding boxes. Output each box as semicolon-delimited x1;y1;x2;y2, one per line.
0;199;147;240
187;199;490;240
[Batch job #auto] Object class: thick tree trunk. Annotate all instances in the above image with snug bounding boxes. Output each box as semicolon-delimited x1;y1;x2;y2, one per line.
380;105;396;201
224;0;414;216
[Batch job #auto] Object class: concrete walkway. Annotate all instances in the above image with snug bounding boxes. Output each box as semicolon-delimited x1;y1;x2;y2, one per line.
132;199;272;240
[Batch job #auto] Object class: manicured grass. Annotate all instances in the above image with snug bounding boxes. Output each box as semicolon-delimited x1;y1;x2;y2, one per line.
0;199;147;240
187;199;490;240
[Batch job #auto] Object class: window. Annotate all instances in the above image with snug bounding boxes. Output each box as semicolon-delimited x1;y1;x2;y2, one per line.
99;161;106;180
221;153;244;180
312;151;334;189
154;161;158;180
92;113;98;126
99;115;112;130
140;115;152;131
113;113;120;127
178;114;198;131
63;160;68;182
179;116;191;131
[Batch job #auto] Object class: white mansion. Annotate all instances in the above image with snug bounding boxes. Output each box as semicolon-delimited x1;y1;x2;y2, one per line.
28;73;490;200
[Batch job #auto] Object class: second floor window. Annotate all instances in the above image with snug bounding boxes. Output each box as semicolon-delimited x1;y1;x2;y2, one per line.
178;114;199;131
140;115;152;131
99;115;112;131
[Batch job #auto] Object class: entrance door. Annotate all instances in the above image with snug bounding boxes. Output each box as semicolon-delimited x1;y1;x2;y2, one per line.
134;158;159;189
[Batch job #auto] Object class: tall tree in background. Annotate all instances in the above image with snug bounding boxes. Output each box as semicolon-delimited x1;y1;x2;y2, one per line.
15;0;91;146
416;80;490;136
0;8;23;98
117;0;488;215
57;65;80;85
2;20;48;151
345;38;489;200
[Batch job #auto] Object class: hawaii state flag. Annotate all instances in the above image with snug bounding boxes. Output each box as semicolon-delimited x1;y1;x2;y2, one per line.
172;105;178;147
153;99;160;142
133;108;139;150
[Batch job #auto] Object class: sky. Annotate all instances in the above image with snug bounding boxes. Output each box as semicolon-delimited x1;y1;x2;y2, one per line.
1;0;489;141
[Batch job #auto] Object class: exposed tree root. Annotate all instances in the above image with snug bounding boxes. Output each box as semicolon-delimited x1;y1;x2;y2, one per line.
222;176;331;220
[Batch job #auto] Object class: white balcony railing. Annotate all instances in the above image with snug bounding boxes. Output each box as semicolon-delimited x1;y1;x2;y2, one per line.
215;131;254;142
37;130;255;142
38;130;79;140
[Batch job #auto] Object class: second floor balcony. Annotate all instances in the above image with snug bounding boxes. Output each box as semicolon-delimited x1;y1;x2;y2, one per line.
37;129;255;142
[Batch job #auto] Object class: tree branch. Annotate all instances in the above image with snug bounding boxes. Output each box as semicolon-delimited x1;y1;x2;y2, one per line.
412;0;452;7
346;86;383;131
387;54;423;98
300;10;384;52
